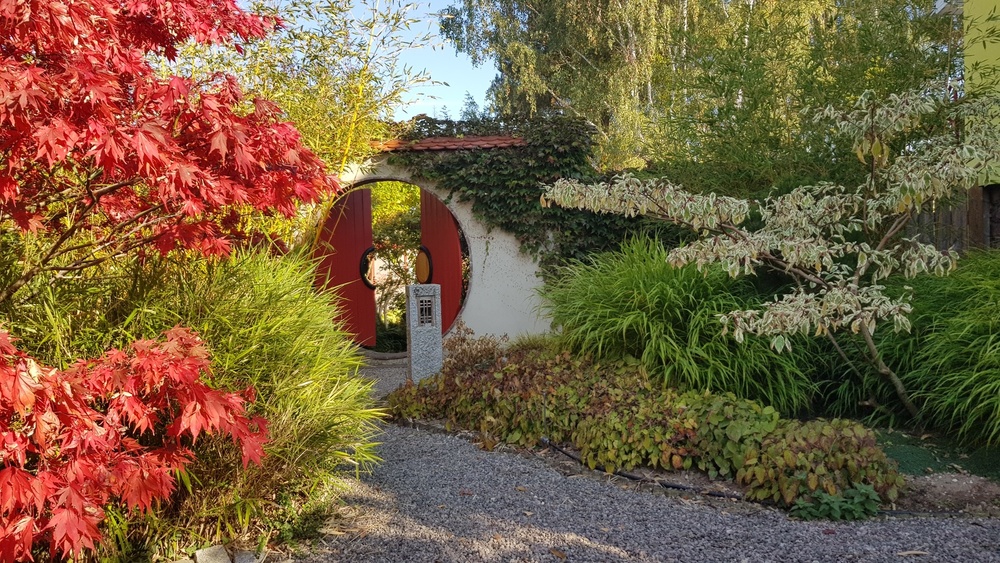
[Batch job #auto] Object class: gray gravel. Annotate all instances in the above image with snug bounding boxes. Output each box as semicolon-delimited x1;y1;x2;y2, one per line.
298;424;1000;563
360;357;409;399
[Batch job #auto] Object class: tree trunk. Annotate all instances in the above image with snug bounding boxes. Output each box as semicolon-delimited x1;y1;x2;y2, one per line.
860;324;922;423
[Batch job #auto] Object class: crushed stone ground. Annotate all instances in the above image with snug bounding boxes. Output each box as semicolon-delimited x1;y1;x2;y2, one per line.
294;423;1000;563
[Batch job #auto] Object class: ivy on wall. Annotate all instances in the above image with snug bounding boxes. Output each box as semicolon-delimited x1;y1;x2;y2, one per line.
390;114;681;269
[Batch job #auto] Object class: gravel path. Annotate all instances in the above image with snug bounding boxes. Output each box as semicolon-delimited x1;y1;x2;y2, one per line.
298;424;1000;563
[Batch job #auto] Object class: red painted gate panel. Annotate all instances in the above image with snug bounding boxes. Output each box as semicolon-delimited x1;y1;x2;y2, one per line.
314;190;376;346
420;190;462;333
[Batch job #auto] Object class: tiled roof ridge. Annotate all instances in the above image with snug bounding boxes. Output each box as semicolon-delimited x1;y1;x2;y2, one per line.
371;135;527;152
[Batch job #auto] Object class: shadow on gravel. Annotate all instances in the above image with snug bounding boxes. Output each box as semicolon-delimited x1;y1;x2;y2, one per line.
317;481;647;562
297;425;1000;563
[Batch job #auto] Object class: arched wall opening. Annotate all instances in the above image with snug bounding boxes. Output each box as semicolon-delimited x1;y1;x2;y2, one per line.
313;179;470;349
315;156;550;346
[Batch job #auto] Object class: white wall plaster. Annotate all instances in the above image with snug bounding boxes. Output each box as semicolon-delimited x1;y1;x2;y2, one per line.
340;157;550;339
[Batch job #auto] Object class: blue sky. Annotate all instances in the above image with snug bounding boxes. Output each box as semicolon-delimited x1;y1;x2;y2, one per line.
390;1;496;120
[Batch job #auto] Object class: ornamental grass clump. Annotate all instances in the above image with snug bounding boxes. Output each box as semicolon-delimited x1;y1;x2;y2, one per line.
540;235;818;415
7;250;382;558
876;251;1000;446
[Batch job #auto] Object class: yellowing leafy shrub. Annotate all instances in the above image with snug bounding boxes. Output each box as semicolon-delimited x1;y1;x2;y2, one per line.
740;419;903;505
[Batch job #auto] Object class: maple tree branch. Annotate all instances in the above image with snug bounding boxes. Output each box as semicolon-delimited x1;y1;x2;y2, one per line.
16;213;183;309
48;234;163;273
91;178;142;198
0;196;100;305
16;216;173;307
71;212;180;262
60;224;180;273
34;181;85;213
42;215;181;278
39;177;140;228
53;205;167;256
0;183;150;305
0;265;44;307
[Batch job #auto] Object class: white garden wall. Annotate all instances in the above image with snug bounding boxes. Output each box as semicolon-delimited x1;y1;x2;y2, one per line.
341;157;550;339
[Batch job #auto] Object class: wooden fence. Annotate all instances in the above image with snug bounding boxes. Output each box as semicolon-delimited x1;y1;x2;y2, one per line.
910;185;1000;252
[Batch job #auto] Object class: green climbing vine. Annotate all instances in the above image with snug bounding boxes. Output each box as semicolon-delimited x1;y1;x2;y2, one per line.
391;115;681;270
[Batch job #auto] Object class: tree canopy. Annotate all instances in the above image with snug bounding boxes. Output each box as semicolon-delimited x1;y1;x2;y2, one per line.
165;0;436;244
170;0;435;171
441;0;962;181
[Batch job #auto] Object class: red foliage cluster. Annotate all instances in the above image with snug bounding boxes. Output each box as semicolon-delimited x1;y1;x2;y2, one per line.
0;0;337;300
0;327;267;562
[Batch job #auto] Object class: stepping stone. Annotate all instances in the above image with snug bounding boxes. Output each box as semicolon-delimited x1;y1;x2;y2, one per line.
193;545;230;563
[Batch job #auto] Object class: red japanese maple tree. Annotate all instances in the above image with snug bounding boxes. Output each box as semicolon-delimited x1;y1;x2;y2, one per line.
0;326;268;562
0;0;337;304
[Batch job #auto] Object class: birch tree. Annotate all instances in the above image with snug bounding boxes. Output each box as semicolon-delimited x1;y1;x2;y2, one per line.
441;0;959;182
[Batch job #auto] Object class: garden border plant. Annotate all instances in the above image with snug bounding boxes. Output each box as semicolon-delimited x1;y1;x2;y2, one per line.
0;0;398;557
6;249;384;559
866;250;1000;446
0;326;268;561
389;329;904;520
541;235;820;415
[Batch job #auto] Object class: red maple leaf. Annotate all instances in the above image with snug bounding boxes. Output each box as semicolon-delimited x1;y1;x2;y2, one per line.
0;360;42;416
47;508;99;558
0;327;267;560
0;0;338;304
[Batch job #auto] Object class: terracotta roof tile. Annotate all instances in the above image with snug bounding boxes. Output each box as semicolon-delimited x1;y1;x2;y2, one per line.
371;135;527;152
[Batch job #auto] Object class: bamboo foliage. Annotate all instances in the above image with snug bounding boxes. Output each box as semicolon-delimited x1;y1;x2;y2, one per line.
169;0;434;169
162;0;436;245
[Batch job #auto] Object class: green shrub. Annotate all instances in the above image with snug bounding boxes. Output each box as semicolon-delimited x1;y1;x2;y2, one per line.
7;250;383;557
390;323;560;445
389;332;902;514
790;484;882;521
570;366;695;473
680;391;781;479
540;235;818;415
389;327;689;468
